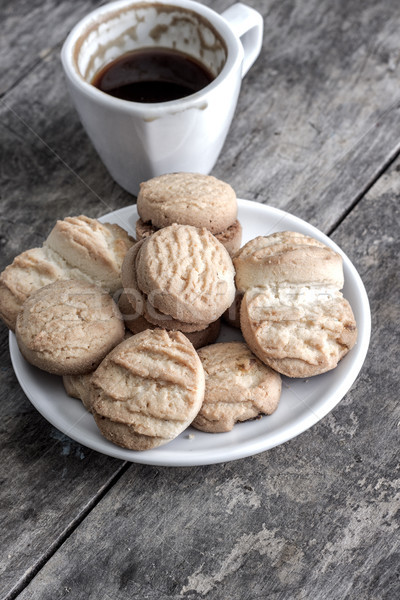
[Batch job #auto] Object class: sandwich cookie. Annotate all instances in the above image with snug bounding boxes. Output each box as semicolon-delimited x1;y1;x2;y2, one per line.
136;172;242;255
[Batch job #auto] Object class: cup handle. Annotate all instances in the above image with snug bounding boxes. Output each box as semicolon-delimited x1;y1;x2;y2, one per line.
221;3;263;78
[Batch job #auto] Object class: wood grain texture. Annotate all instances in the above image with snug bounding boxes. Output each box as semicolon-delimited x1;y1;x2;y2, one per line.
10;153;400;600
0;0;399;598
0;10;136;594
0;0;400;236
0;16;134;594
213;0;400;231
0;0;104;96
0;349;128;600
0;57;135;269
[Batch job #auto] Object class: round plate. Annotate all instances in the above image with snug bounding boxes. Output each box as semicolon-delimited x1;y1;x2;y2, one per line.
9;200;371;466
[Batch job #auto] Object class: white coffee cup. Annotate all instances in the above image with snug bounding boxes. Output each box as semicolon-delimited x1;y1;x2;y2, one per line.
61;0;263;195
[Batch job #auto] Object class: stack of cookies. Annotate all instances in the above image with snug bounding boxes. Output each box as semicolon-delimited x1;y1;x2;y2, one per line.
0;215;135;330
120;223;235;348
135;172;242;256
234;231;358;378
0;173;360;454
0;215;136;386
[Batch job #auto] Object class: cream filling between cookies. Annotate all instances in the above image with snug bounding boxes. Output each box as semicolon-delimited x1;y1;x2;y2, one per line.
139;218;237;240
249;284;342;312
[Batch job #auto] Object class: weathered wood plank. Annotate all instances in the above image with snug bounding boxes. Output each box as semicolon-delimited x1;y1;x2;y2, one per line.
11;159;399;599
214;0;400;231
0;325;130;598
1;0;400;235
0;0;399;598
0;60;134;267
0;0;105;96
0;12;134;595
0;8;138;594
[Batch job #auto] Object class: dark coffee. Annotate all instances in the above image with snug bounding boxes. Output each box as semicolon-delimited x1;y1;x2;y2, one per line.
92;48;215;103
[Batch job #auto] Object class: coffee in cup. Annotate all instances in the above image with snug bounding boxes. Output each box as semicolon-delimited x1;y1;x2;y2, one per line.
61;0;263;195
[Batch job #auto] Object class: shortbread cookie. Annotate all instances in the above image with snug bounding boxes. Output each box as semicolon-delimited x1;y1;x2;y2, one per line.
136;218;242;256
135;219;155;240
137;172;237;234
0;215;135;331
118;292;221;349
222;291;243;329
233;231;344;292
0;246;68;331
118;290;146;328
62;330;133;410
16;280;124;375
63;372;94;412
240;286;358;378
185;319;221;349
192;342;281;433
46;216;135;293
90;329;205;450
214;219;242;256
120;241;146;319
121;241;209;332
136;224;235;324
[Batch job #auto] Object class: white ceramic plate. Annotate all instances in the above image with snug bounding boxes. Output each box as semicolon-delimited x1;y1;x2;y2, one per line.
9;200;371;466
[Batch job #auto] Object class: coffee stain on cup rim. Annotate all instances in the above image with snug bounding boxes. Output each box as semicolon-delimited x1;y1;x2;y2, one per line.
72;2;227;84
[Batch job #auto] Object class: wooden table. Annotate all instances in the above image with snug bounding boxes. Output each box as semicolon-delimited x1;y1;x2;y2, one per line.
1;1;398;598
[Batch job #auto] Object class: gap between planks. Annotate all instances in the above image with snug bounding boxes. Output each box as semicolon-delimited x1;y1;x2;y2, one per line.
327;143;400;237
5;139;398;597
3;461;130;600
4;152;399;600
